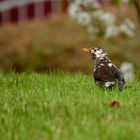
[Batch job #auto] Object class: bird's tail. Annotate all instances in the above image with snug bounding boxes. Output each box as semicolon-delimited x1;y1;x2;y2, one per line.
118;72;125;90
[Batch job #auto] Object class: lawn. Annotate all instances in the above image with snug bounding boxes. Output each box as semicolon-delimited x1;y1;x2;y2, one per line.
0;72;140;140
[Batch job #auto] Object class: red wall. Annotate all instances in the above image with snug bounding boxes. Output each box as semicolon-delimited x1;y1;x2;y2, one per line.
27;3;35;20
0;12;1;20
0;0;69;25
44;1;51;16
10;7;18;23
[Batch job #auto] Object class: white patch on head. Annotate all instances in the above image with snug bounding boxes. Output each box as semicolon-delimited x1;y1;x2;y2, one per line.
98;66;101;68
101;53;107;57
95;49;103;59
108;63;113;67
91;48;107;59
100;63;104;66
97;49;103;54
105;82;115;87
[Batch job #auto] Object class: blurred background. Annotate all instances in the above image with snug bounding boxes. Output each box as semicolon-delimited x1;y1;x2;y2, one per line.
0;0;139;76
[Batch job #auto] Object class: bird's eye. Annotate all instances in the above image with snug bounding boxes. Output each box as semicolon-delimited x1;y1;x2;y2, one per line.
94;50;97;52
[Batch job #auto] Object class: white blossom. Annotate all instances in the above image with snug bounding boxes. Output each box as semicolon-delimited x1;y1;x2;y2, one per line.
92;11;116;24
68;3;80;19
68;0;135;39
105;25;119;38
76;12;92;26
119;18;135;37
92;10;103;18
125;18;135;29
101;12;116;25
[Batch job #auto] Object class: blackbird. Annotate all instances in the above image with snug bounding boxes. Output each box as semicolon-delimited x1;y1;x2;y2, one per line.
82;47;125;90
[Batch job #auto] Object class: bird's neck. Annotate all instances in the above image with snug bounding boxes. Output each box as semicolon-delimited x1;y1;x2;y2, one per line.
94;56;110;64
96;55;108;61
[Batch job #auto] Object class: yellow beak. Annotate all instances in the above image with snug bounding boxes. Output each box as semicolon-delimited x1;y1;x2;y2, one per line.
82;48;91;52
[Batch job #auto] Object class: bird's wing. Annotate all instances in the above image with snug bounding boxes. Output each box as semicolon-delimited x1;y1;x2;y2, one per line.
108;64;125;90
94;64;116;81
94;63;125;89
112;65;125;89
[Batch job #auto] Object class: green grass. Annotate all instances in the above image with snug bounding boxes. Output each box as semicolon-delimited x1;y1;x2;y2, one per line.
0;72;140;140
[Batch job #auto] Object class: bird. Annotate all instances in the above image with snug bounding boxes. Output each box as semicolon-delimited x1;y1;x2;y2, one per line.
82;47;125;90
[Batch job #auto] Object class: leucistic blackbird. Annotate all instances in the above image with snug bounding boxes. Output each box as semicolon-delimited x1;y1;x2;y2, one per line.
82;47;125;90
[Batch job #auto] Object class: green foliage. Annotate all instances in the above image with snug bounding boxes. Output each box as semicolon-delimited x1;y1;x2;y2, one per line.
0;72;140;140
0;16;139;73
115;0;124;5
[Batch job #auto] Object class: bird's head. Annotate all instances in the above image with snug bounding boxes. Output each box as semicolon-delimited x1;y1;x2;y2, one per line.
82;47;107;60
